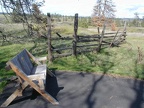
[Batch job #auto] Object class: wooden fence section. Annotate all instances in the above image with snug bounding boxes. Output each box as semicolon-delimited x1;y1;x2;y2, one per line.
47;13;127;62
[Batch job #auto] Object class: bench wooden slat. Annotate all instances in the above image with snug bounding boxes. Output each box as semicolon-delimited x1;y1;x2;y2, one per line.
17;49;33;75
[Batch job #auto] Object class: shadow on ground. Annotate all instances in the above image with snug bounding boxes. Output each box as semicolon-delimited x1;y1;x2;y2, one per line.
129;61;144;108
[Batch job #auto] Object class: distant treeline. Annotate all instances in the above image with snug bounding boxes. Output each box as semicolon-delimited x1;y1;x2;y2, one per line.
0;12;144;27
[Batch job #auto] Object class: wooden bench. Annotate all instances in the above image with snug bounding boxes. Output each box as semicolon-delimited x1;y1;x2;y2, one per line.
1;49;59;107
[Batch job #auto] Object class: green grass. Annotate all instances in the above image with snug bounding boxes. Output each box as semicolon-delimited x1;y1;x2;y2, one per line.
127;27;144;33
49;46;144;79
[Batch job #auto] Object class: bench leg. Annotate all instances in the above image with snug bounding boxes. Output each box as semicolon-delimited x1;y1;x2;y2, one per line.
38;79;45;93
0;82;28;107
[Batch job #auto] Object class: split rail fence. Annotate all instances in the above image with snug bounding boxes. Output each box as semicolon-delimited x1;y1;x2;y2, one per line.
47;13;127;63
47;14;126;62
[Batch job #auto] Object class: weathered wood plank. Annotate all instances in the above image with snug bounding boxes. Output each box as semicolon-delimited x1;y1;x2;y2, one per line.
38;79;45;92
52;37;73;40
47;13;53;63
0;82;28;107
73;13;78;56
77;39;99;42
102;40;112;44
28;74;45;80
52;47;72;51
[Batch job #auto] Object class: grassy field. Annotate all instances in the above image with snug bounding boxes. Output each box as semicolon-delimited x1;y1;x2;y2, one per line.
0;21;144;93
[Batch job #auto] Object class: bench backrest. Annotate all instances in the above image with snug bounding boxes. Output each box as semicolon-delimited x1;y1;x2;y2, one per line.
10;49;34;75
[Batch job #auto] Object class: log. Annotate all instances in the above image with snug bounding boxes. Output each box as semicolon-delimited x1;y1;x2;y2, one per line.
77;39;99;42
102;40;111;44
52;37;73;40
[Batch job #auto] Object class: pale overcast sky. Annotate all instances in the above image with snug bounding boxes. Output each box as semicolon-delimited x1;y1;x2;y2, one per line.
40;0;144;18
0;0;143;18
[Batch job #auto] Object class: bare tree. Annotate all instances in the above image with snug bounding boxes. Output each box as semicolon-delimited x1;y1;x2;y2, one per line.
0;0;45;35
134;12;141;27
32;3;43;23
92;0;116;27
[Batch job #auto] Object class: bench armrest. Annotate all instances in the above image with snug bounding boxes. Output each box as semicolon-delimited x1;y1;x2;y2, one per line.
28;74;45;80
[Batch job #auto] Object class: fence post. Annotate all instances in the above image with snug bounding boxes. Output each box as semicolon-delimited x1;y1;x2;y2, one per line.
123;21;127;38
97;24;106;52
72;13;78;56
47;13;53;63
